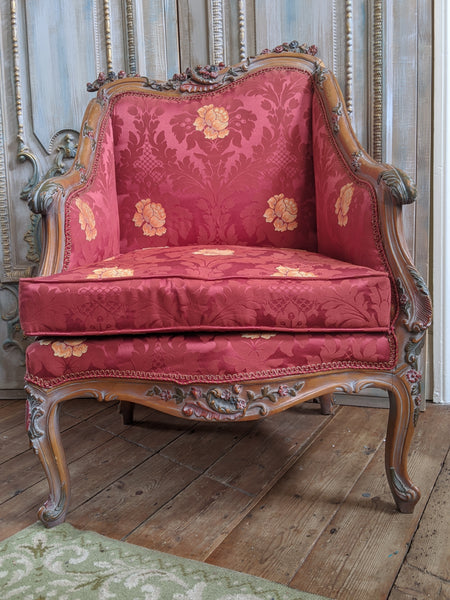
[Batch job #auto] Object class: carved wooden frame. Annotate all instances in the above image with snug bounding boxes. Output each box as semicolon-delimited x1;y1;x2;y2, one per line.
26;49;431;527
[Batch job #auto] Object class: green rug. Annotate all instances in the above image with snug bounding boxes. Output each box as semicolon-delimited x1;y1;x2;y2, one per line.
0;523;331;599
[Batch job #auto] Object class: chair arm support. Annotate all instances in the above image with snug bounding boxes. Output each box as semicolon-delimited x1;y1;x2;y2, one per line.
378;167;417;206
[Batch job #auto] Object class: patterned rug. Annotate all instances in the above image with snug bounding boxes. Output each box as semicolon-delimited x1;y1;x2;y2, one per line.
0;522;331;599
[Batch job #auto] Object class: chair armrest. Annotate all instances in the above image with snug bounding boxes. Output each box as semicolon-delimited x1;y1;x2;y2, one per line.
312;64;431;374
29;99;120;277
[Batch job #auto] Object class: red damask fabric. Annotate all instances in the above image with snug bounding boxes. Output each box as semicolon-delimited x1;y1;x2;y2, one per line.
111;68;317;253
25;331;397;389
20;245;391;337
312;94;387;273
64;118;121;270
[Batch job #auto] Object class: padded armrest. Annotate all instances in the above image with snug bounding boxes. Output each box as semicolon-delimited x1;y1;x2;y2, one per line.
30;102;120;276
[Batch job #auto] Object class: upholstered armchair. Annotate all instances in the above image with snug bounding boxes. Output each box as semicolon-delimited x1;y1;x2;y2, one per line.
20;42;431;527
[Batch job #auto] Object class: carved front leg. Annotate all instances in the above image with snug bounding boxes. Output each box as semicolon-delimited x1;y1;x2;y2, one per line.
385;377;420;513
25;387;70;527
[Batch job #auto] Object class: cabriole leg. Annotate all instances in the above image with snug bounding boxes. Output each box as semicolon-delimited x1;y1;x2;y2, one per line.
26;388;70;527
386;380;420;513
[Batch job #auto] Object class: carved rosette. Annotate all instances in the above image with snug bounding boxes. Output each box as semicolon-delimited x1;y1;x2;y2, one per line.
331;101;343;133
146;381;305;421
351;150;362;172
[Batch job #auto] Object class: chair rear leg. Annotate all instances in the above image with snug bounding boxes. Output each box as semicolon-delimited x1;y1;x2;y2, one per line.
386;379;420;513
26;388;70;527
119;400;135;425
318;393;335;415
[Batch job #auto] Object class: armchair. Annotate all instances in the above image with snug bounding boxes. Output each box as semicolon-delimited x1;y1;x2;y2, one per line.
20;43;431;527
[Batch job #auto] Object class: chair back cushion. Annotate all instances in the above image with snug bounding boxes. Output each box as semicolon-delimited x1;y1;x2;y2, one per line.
111;68;318;253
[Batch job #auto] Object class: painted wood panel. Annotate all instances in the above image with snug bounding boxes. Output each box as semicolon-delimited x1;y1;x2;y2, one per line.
0;0;433;397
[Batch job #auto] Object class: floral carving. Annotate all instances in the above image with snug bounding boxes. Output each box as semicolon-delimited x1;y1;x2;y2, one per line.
75;198;97;241
87;267;134;279
41;338;88;359
194;104;230;140
146;381;305;421
260;41;318;56
335;183;354;227
264;194;298;232
271;266;317;278
133;199;167;237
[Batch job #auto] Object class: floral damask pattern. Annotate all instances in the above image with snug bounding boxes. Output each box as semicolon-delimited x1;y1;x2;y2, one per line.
264;194;298;232
193;248;235;256
25;331;397;389
335;183;354;227
75;198;97;241
272;266;317;278
87;267;134;279
194;104;230;140
20;245;392;337
112;69;317;252
40;338;88;359
133;199;167;237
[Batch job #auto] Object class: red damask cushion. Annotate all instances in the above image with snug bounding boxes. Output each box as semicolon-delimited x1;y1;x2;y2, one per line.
20;245;391;337
111;68;317;253
25;331;396;389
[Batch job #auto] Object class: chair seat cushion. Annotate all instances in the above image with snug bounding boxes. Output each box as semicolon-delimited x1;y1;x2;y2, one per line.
25;331;397;389
19;245;391;337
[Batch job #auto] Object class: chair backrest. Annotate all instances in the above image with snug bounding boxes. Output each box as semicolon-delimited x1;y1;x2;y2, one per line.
110;66;318;254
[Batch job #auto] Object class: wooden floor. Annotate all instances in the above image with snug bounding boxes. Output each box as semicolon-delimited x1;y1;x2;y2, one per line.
0;397;448;600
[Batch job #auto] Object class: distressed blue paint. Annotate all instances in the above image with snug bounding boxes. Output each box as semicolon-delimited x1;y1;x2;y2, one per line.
26;0;97;150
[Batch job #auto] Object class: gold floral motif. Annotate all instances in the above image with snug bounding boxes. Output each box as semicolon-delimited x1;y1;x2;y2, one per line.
335;182;354;227
76;198;97;241
193;248;235;256
241;333;277;339
87;267;134;279
263;194;298;232
271;266;317;278
41;339;88;358
194;104;229;140
133;199;167;237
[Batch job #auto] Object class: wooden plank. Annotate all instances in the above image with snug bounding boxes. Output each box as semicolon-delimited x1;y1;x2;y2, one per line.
0;419;114;504
0;435;152;540
161;419;255;472
389;562;450;600
68;453;199;539
288;405;449;600
206;403;332;495
125;475;251;559
207;406;387;581
395;446;450;583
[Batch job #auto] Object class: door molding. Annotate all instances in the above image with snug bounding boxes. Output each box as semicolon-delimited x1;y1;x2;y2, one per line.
433;0;450;403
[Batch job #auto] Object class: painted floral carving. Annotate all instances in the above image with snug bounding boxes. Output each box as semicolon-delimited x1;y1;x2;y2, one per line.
87;267;134;279
40;339;88;359
193;248;235;256
75;198;97;241
133;199;167;237
335;183;354;227
194;104;230;140
263;194;298;232
271;266;317;278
